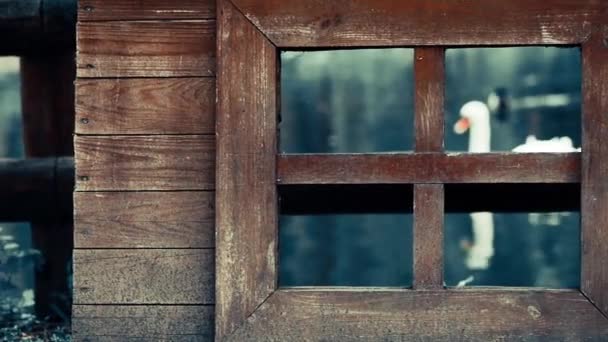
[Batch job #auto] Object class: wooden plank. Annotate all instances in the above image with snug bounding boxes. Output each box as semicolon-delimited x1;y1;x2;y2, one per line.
231;0;604;47
413;184;444;289
74;135;215;191
73;305;214;341
77;20;216;77
73;249;214;304
231;289;608;341
78;0;216;21
216;0;278;339
75;191;214;248
414;47;445;152
581;33;608;317
278;153;581;185
76;78;215;135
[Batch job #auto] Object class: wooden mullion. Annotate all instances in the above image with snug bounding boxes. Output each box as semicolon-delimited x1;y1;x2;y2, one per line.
581;33;608;316
414;47;445;152
413;184;444;289
413;47;445;288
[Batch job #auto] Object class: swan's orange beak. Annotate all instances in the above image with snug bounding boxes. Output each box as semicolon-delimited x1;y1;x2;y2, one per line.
454;117;471;135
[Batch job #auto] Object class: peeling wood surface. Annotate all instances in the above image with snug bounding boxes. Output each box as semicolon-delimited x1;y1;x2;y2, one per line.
72;305;214;341
216;0;278;339
74;191;214;248
231;290;608;341
278;153;581;185
76;78;215;135
414;47;445;152
77;20;216;77
78;0;216;21
582;33;608;317
231;0;605;47
73;249;214;305
74;135;215;191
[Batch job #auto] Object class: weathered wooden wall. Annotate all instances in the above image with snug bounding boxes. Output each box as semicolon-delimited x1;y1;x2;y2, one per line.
73;1;216;340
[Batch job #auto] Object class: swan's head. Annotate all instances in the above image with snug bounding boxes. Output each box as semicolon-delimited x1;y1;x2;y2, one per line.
454;101;490;135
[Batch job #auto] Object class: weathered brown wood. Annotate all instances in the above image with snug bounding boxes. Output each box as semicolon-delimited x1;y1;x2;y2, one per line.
72;305;214;341
231;289;608;341
77;20;216;77
413;185;444;289
74;135;215;191
75;78;215;135
0;0;76;55
78;0;216;21
278;153;581;185
0;157;73;222
216;0;278;339
415;47;444;152
231;0;604;47
74;191;214;248
73;249;214;305
581;33;608;317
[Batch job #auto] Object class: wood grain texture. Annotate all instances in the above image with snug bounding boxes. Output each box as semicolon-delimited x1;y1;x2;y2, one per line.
413;185;444;289
77;20;215;77
216;0;278;339
76;78;215;135
74;135;215;191
73;249;214;304
72;305;214;341
582;33;608;317
278;153;581;184
78;0;216;21
74;191;214;248
415;47;444;152
231;289;608;341
231;0;604;47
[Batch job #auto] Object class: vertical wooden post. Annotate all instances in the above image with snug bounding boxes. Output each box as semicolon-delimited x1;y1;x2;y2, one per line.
20;52;75;321
413;47;445;289
581;33;608;316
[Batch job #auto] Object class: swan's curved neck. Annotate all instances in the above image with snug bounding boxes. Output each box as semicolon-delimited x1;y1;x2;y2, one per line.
468;115;491;153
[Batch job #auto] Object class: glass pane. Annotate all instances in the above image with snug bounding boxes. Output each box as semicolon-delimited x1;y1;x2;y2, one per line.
0;58;35;313
446;47;581;152
280;49;414;153
280;213;412;287
445;211;580;288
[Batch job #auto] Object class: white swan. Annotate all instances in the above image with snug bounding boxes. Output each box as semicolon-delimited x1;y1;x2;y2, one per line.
454;101;494;270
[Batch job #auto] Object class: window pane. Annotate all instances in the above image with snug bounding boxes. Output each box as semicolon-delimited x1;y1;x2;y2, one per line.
280;49;414;153
280;213;412;287
0;57;34;312
446;47;581;152
445;209;580;288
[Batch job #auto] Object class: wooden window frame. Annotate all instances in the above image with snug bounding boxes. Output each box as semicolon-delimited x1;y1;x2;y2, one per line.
216;0;608;340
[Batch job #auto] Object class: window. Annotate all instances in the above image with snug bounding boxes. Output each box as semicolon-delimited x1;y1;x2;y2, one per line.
217;0;608;340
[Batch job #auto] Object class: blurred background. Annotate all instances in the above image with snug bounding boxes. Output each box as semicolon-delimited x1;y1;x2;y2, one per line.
279;47;581;288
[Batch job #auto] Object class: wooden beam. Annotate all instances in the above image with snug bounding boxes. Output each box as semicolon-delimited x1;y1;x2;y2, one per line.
0;157;73;222
231;0;603;47
231;289;608;340
0;0;76;55
581;33;608;317
278;153;581;185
